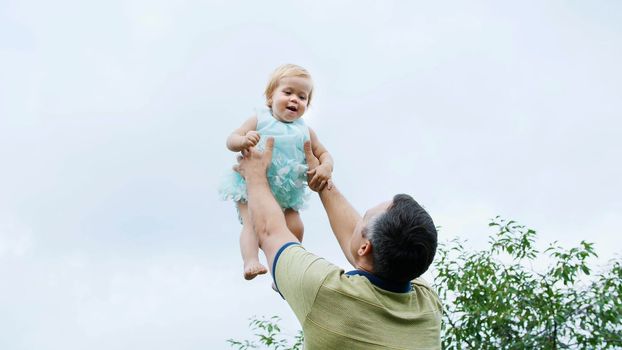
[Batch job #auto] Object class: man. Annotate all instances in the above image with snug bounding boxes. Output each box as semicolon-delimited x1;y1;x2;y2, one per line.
236;138;442;349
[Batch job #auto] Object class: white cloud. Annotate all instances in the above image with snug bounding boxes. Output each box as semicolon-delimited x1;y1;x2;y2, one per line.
0;219;34;258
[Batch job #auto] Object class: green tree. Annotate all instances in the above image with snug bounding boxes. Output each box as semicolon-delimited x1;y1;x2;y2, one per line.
227;316;303;350
229;217;622;349
435;216;622;349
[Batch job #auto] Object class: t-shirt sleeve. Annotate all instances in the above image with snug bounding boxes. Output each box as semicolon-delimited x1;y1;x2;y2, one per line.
273;243;339;323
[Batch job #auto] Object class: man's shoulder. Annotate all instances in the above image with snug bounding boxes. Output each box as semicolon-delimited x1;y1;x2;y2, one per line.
278;244;342;277
411;277;433;290
274;243;342;295
411;277;443;312
274;243;344;323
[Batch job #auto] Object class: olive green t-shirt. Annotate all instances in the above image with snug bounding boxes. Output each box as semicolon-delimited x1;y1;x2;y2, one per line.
274;243;442;349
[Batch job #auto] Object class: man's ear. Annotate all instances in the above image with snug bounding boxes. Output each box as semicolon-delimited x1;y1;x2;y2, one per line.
358;240;372;257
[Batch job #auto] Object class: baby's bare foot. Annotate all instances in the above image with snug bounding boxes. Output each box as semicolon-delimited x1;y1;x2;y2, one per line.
243;261;267;280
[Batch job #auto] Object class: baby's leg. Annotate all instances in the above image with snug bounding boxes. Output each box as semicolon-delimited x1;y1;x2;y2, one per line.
267;209;304;292
238;202;267;280
284;209;304;242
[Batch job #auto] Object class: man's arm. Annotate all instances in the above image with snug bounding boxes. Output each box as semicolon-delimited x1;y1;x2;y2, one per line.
237;138;299;274
303;141;361;267
317;186;361;267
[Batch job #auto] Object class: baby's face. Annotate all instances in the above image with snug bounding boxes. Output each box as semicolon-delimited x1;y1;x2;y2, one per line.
269;76;312;123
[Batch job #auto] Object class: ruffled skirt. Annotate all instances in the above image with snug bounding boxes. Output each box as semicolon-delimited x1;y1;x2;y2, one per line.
219;154;309;211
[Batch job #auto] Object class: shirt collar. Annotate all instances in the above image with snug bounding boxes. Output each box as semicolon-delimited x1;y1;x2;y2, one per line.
345;270;412;293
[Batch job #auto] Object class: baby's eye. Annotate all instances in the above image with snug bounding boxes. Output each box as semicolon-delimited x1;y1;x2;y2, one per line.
283;91;291;95
299;95;307;100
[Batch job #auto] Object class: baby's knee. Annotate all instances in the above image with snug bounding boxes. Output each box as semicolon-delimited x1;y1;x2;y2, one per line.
286;212;304;241
290;221;304;240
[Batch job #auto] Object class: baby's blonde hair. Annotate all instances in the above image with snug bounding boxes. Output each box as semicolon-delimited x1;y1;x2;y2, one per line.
264;64;314;108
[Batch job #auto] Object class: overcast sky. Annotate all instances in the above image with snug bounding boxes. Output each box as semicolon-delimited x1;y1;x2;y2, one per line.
1;1;621;349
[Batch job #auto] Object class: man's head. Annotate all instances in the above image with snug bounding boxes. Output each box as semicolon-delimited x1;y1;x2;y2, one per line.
353;194;437;282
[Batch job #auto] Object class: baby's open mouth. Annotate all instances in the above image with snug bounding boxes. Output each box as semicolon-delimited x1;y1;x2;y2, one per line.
286;106;298;112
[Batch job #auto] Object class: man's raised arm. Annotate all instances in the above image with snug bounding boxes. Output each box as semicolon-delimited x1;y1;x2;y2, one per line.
237;138;299;274
304;141;361;267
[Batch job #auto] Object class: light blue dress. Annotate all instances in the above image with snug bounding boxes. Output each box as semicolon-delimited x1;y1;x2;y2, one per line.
220;108;310;212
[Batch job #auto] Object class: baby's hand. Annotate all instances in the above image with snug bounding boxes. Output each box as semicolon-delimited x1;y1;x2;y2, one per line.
308;163;333;191
242;131;260;149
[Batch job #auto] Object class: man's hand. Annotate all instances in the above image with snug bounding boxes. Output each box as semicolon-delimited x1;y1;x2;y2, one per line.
304;140;333;192
235;137;274;180
242;130;261;150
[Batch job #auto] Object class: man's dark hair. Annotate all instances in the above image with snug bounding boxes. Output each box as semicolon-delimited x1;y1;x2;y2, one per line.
368;194;438;282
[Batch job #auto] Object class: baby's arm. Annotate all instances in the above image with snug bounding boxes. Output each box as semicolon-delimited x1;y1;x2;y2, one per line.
307;127;334;191
226;116;259;152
